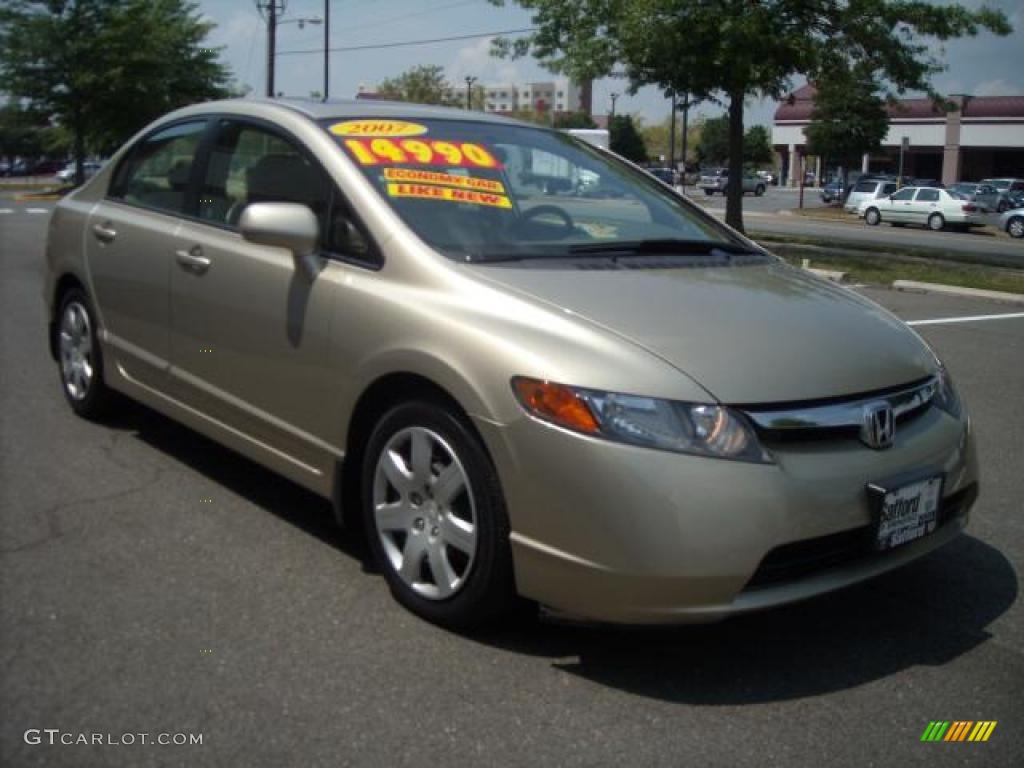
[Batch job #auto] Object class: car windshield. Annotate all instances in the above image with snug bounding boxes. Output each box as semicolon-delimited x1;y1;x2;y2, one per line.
985;179;1010;190
323;117;746;262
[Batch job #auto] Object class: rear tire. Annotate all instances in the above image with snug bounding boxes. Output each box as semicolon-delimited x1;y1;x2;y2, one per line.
928;213;945;231
56;288;114;419
997;199;1008;213
361;400;516;629
1007;216;1024;239
755;184;766;196
864;208;881;226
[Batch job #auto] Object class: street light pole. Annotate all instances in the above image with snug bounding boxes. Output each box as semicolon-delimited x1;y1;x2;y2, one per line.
465;76;477;110
323;0;329;100
679;92;690;191
609;92;619;119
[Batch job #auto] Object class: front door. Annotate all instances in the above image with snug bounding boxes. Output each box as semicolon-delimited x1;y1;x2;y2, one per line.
168;119;352;475
886;187;917;223
85;119;207;390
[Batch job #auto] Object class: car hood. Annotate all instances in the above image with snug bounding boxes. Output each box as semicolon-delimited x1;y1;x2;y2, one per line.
470;260;935;404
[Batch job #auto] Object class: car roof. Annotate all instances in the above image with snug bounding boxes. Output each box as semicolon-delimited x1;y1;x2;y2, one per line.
223;97;545;129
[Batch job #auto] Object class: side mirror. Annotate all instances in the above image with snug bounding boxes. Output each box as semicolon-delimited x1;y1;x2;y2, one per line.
239;202;319;257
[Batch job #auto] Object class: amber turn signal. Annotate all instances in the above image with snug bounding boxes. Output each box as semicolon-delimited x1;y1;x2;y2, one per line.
512;377;601;434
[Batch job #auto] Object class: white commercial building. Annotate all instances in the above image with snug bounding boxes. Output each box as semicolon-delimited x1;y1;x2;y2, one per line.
772;85;1024;185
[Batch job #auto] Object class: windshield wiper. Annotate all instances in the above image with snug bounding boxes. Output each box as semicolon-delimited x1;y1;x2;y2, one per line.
460;239;765;264
567;238;762;256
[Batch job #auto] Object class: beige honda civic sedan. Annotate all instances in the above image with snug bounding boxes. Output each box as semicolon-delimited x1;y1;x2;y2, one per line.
44;99;977;627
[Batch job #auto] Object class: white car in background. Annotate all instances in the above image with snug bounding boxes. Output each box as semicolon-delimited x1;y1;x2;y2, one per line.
844;178;899;213
859;186;984;231
56;161;103;184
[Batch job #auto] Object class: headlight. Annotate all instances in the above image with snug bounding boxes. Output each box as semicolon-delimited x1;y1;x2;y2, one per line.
511;377;772;463
934;364;963;418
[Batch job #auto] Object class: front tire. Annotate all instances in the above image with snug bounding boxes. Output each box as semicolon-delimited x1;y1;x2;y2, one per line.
56;288;114;418
865;208;881;226
928;212;945;231
755;184;766;197
997;199;1008;213
361;400;515;629
1007;216;1024;239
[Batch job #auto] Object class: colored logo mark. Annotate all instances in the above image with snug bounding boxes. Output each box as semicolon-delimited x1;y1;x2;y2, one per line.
921;721;997;742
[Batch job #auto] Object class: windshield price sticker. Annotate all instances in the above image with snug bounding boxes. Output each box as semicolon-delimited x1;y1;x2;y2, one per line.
344;138;502;169
329;120;428;137
386;182;512;209
383;167;505;194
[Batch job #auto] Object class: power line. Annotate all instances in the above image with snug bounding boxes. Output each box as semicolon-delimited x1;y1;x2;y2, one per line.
276;26;537;56
340;0;483;35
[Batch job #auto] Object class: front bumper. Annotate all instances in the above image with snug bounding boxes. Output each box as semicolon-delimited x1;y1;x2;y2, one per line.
475;405;977;624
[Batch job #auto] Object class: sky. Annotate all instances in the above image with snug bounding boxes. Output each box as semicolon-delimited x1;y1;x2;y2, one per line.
199;0;1024;129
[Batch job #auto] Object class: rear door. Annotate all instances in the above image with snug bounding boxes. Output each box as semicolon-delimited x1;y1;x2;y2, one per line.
85;119;207;391
913;187;941;225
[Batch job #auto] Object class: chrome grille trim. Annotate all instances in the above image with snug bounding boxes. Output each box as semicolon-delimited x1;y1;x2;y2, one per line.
739;376;938;433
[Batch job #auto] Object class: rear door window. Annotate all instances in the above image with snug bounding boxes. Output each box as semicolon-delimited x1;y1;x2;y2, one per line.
110;121;207;215
916;189;940;202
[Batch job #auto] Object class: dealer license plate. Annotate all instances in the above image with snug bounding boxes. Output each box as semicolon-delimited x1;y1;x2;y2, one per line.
872;476;943;551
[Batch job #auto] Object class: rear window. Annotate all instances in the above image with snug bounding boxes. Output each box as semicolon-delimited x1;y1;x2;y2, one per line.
853;180;878;193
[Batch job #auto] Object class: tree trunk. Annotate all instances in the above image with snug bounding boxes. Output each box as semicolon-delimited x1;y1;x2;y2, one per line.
73;123;85;187
725;89;744;232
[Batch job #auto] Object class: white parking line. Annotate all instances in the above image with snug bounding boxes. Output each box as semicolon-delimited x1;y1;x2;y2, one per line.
907;312;1024;327
0;209;13;214
25;208;50;214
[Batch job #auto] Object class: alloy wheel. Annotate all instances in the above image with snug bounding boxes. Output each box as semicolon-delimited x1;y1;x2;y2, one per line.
59;301;94;401
1009;217;1024;238
372;427;477;600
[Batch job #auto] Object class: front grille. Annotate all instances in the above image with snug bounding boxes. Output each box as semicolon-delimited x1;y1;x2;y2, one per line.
739;376;938;445
744;483;978;590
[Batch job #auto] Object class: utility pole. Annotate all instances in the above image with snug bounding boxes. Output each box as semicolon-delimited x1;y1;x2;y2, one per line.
465;76;477;110
266;0;278;97
322;0;329;100
668;91;677;174
679;92;691;191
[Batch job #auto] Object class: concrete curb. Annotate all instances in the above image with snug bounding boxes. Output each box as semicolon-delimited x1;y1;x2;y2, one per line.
892;280;1024;305
14;193;62;201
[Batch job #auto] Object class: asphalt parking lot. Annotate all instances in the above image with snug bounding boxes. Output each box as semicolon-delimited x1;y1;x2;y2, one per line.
2;205;1022;767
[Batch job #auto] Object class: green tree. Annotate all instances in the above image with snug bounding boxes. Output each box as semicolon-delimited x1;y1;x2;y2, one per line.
639;114;700;165
554;111;598;129
804;65;890;198
0;102;47;164
491;0;1011;231
0;0;233;184
695;115;729;166
609;114;647;163
743;125;773;168
378;65;461;107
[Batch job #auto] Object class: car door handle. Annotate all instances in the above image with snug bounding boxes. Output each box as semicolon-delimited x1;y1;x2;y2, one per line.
175;246;211;274
92;222;117;243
